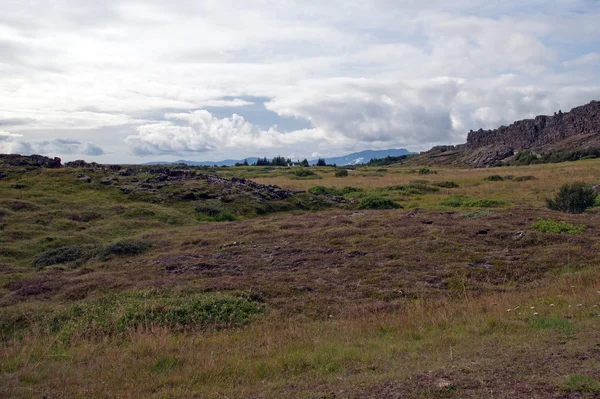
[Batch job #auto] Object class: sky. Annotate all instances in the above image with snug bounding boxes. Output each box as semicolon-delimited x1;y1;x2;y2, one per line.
1;0;599;163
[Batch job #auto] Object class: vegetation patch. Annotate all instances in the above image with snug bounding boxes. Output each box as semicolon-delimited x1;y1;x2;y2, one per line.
33;239;153;268
1;290;266;339
526;315;572;335
440;195;505;208
560;374;600;393
358;196;402;210
334;168;349;177
309;185;364;197
531;219;586;234
290;169;321;180
32;244;100;269
433;181;459;188
484;174;504;181
547;182;597;214
514;175;537;182
101;239;153;257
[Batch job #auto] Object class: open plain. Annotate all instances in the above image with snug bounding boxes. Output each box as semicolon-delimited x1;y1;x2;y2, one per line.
2;158;600;398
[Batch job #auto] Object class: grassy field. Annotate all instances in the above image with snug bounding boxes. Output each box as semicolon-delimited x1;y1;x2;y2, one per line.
2;159;600;398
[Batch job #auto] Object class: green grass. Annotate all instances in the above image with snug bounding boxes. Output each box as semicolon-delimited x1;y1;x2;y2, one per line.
358;196;402;210
561;374;600;392
440;195;505;208
1;290;266;340
531;219;586;234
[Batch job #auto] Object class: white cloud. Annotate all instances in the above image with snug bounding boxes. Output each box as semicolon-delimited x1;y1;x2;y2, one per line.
125;110;328;156
0;133;105;157
0;0;599;160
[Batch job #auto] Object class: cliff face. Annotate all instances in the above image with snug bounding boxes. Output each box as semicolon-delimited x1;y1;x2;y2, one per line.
466;101;600;150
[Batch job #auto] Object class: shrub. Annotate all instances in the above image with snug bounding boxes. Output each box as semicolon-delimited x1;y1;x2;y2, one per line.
103;239;153;256
546;182;597;213
335;169;349;177
358;196;402;210
484;174;504;181
213;211;237;222
440;195;504;208
531;218;586;234
33;244;99;269
514;175;537;182
434;181;459;188
294;168;315;177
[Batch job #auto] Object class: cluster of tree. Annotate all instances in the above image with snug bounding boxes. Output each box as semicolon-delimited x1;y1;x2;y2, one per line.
367;155;411;166
234;156;337;167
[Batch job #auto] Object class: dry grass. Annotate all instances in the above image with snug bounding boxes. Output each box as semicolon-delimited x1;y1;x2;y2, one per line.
2;160;600;398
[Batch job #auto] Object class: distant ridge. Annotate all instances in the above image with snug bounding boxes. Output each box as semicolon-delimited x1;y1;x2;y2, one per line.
146;149;413;167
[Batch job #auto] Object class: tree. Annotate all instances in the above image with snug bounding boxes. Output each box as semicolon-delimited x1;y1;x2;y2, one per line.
300;159;310;167
316;158;326;167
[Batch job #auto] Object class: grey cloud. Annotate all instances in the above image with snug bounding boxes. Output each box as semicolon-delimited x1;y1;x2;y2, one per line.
0;135;105;157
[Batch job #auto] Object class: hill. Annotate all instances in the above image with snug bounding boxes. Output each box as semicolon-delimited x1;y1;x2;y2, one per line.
411;100;600;167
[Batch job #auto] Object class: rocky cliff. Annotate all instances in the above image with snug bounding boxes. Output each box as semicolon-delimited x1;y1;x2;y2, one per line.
466;101;600;150
411;100;600;168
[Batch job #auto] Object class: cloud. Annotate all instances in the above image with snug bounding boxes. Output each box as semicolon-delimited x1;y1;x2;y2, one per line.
0;0;599;160
562;53;600;68
125;110;327;155
0;132;105;156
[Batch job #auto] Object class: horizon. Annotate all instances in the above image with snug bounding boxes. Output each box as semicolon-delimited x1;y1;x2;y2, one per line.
1;1;600;163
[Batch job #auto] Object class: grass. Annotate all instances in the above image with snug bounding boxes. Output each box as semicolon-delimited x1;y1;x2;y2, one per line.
561;374;600;392
531;218;587;234
3;158;600;397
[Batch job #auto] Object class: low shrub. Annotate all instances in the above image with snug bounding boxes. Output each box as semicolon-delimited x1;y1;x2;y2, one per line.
294;169;316;177
514;175;537;182
334;169;349;177
103;239;153;256
531;218;586;234
433;181;459;188
484;175;504;181
33;244;99;269
213;211;237;222
547;182;597;214
309;186;363;196
440;195;504;208
358;196;402;210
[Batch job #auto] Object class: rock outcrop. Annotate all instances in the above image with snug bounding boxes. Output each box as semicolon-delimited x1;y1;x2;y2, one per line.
466;101;600;150
412;100;600;168
0;154;62;168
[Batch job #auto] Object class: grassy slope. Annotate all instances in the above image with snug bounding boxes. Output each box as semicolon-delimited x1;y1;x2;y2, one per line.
2;160;600;398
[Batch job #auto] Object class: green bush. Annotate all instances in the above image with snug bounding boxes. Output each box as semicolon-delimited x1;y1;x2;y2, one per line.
547;182;597;213
434;181;459;188
309;186;363;197
294;169;316;177
334;169;349;177
33;245;99;269
531;218;586;234
213;211;237;222
358;196;402;210
103;239;152;256
484;174;504;181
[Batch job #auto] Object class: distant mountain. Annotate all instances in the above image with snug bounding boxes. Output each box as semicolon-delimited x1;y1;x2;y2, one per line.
146;149;413;167
310;149;412;166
